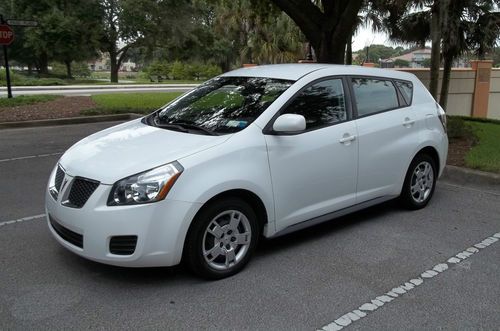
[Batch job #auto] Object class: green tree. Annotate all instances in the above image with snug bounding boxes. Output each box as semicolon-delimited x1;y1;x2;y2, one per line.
99;0;195;82
384;0;499;110
394;59;410;67
268;0;365;63
1;0;101;77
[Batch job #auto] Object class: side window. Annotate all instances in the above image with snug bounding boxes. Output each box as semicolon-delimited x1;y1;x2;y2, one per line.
282;79;347;130
351;78;399;116
395;80;413;105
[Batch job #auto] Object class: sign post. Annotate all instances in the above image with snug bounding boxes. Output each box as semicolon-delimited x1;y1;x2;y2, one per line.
0;16;15;98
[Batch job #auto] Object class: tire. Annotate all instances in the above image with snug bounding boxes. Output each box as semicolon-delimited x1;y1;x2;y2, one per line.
184;198;259;279
399;153;437;210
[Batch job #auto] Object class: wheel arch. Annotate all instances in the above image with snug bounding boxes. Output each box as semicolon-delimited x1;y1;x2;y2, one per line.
181;188;269;260
416;146;440;170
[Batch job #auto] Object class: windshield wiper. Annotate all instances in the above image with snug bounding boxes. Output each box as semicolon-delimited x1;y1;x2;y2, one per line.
168;122;220;136
154;123;189;133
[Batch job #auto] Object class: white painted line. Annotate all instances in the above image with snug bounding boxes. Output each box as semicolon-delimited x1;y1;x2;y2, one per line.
317;231;500;331
0;152;63;163
0;214;46;227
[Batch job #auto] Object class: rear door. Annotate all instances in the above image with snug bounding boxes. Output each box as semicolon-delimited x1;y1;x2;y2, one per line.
264;77;358;232
349;76;420;202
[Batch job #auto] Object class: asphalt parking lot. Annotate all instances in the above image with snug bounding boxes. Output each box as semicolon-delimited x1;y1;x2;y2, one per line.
0;122;499;330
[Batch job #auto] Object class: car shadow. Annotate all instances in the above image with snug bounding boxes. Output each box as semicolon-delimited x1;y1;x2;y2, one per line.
257;199;400;256
57;198;417;283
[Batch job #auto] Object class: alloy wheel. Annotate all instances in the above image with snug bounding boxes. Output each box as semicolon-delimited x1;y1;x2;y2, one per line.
202;210;252;271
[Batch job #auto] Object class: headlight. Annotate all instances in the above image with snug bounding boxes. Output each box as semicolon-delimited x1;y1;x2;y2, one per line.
107;161;183;206
48;165;59;200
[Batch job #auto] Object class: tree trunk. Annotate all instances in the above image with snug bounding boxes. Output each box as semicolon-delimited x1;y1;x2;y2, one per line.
65;60;73;79
271;0;362;65
345;34;353;65
315;31;347;64
439;55;453;110
109;50;119;83
38;53;49;75
429;2;441;99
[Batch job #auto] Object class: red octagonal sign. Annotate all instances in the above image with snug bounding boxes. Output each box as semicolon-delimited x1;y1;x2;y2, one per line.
0;24;14;46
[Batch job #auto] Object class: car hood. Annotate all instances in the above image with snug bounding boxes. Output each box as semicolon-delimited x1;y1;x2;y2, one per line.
59;119;231;184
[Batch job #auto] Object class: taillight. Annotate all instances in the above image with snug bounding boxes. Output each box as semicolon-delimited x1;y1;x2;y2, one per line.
436;103;447;133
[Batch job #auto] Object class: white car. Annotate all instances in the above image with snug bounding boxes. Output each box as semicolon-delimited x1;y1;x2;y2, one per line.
46;64;448;279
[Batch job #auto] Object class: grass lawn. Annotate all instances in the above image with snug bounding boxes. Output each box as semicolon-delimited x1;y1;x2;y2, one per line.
465;121;500;173
84;92;183;115
0;95;60;107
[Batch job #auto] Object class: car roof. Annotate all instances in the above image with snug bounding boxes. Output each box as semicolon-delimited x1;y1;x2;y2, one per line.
221;63;416;82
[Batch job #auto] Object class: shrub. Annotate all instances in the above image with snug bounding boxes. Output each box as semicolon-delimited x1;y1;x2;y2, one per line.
447;116;472;139
143;61;223;81
170;61;188;80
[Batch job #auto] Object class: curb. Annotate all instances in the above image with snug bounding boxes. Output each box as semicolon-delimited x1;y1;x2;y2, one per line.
0;84;199;91
441;165;500;186
0;113;141;129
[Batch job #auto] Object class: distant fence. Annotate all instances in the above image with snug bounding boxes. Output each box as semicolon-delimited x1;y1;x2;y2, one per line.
383;60;497;120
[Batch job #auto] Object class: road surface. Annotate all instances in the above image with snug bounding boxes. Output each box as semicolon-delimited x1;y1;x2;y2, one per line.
0;122;499;330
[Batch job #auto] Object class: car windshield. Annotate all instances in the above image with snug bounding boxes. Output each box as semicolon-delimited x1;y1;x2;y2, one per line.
151;76;293;135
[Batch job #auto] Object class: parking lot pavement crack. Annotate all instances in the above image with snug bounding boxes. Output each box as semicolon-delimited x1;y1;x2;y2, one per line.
0;214;46;227
316;231;500;331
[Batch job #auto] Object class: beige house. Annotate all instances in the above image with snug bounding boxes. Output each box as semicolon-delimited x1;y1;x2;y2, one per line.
87;52;136;72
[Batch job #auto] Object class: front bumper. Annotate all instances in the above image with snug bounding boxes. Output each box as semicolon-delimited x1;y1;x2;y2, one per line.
45;180;201;267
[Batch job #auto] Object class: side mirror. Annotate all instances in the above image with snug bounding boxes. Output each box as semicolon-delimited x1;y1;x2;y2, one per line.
273;114;306;133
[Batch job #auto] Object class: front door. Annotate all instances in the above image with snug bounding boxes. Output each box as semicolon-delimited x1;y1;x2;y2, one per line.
264;78;358;233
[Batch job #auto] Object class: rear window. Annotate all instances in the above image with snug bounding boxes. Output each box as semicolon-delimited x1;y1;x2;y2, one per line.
351;78;399;116
395;80;413;105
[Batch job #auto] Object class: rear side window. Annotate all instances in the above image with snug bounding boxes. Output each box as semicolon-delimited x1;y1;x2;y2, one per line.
351;78;399;116
282;78;347;130
395;80;413;105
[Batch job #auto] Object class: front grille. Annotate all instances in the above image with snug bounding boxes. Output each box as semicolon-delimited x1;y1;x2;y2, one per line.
66;178;100;208
54;166;65;192
49;215;83;248
109;236;138;255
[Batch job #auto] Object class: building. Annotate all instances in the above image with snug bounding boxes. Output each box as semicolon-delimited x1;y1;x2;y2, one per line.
382;48;432;68
87;52;136;72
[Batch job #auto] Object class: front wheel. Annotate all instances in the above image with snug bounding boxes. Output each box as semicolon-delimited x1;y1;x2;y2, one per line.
185;198;259;279
400;154;437;210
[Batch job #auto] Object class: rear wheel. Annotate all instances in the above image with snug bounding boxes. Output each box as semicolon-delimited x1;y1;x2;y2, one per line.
400;154;437;210
185;198;259;279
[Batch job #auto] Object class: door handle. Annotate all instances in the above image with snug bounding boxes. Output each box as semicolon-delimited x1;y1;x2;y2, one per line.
403;117;415;127
339;134;356;144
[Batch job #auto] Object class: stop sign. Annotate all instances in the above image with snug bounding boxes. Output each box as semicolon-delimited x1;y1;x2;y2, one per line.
0;25;14;46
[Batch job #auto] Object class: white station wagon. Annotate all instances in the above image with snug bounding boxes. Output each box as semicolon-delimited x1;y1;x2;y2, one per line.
46;64;448;278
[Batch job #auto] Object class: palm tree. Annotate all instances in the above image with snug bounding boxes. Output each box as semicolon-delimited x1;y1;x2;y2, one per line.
384;0;500;110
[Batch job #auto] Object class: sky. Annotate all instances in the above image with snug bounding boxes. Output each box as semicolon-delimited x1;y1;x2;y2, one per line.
352;26;393;51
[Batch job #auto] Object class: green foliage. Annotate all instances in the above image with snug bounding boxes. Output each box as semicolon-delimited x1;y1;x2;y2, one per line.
49;63;72;78
1;0;102;75
447;116;472;139
71;63;92;78
0;95;59;108
0;69;23;84
394;59;410;67
145;61;222;80
170;61;188;80
355;44;404;63
421;58;432;68
87;92;182;114
146;61;171;77
465;121;500;173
